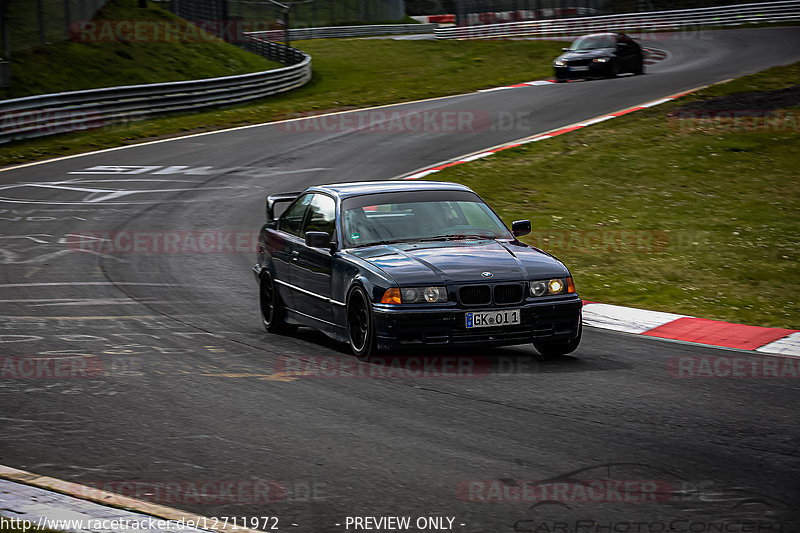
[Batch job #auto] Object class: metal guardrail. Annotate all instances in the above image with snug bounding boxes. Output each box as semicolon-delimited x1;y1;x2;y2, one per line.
433;1;800;39
0;36;310;144
249;23;437;42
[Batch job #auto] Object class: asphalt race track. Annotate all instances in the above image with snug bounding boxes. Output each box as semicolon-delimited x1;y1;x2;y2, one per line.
1;28;799;532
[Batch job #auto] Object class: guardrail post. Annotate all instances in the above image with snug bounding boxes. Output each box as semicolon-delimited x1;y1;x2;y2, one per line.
1;0;9;63
36;0;45;45
63;0;71;40
0;59;9;89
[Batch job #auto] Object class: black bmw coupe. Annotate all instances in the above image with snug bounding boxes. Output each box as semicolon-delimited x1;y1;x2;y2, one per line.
553;32;645;81
254;181;582;358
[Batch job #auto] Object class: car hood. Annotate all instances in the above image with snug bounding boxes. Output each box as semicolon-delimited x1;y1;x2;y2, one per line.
557;48;615;61
349;240;568;285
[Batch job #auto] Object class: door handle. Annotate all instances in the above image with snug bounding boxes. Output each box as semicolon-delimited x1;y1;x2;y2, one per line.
291;250;299;261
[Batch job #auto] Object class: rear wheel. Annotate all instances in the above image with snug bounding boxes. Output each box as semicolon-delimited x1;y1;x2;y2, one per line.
534;323;582;358
634;56;644;75
347;286;376;360
260;271;293;334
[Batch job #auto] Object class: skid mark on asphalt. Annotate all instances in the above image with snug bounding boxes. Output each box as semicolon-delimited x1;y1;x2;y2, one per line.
0;233;130;265
0;179;253;205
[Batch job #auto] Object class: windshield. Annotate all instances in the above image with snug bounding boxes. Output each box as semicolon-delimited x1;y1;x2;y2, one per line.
341;190;512;248
569;35;616;50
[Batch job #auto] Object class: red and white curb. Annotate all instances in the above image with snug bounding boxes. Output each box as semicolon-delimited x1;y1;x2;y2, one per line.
399;85;798;357
400;87;696;181
478;79;560;92
0;465;263;533
582;302;799;356
644;47;667;65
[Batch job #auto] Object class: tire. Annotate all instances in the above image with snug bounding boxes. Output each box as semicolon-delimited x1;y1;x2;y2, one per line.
606;61;619;78
259;271;293;334
634;58;644;75
534;323;582;358
346;286;376;360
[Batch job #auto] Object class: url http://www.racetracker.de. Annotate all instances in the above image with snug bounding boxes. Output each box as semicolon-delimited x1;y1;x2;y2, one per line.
0;515;280;532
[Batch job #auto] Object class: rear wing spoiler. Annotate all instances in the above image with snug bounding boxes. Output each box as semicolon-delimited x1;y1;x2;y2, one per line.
266;192;301;222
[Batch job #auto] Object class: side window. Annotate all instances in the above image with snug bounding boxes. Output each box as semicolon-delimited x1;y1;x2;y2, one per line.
303;194;336;237
279;194;312;237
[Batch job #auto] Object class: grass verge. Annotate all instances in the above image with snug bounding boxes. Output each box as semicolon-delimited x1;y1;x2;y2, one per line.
1;0;281;100
436;62;800;329
0;38;565;167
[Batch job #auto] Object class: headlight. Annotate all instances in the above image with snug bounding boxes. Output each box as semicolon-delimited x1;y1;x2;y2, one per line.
592;57;610;63
554;60;565;67
382;286;448;304
530;281;547;297
529;277;575;297
548;279;564;294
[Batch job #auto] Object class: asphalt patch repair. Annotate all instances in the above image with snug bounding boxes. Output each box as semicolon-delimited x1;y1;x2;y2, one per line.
671;84;800;116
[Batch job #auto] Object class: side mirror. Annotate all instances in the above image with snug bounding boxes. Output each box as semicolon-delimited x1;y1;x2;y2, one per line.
305;231;331;249
512;220;531;238
562;47;571;51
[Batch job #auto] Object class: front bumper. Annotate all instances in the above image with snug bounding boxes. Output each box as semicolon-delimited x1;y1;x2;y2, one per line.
554;63;611;79
372;296;582;351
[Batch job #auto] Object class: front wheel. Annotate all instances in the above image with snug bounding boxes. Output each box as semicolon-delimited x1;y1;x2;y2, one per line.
534;323;582;358
606;61;619;78
347;286;376;360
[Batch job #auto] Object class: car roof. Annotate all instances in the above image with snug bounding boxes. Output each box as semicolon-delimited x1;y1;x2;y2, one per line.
579;32;617;39
305;180;475;200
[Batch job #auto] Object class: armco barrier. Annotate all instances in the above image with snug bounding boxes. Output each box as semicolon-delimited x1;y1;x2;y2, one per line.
434;1;800;39
0;36;310;144
248;23;437;42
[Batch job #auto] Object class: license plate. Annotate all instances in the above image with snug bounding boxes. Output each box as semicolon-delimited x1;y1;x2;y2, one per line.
569;66;589;72
466;309;521;329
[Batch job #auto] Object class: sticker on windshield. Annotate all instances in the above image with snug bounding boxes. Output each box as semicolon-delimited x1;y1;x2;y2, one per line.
350;232;360;240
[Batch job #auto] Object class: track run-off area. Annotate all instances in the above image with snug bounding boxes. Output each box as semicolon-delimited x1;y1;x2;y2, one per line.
1;27;799;532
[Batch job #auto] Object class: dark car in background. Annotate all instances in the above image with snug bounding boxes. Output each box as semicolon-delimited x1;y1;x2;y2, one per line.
553;32;645;81
253;181;582;359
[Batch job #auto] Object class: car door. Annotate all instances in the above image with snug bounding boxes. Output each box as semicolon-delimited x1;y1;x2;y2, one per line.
270;193;313;310
615;34;635;71
291;193;336;326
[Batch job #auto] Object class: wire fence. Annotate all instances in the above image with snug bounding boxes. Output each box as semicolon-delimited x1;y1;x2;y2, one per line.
0;0;406;58
157;0;407;29
1;0;109;55
435;0;800;37
414;0;800;25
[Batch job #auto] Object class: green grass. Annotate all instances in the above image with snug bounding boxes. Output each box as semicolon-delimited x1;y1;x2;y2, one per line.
0;38;566;166
434;62;800;329
1;0;280;99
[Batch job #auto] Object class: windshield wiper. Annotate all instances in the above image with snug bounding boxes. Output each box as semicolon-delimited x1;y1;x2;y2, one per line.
353;234;495;247
416;234;494;242
351;238;414;248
